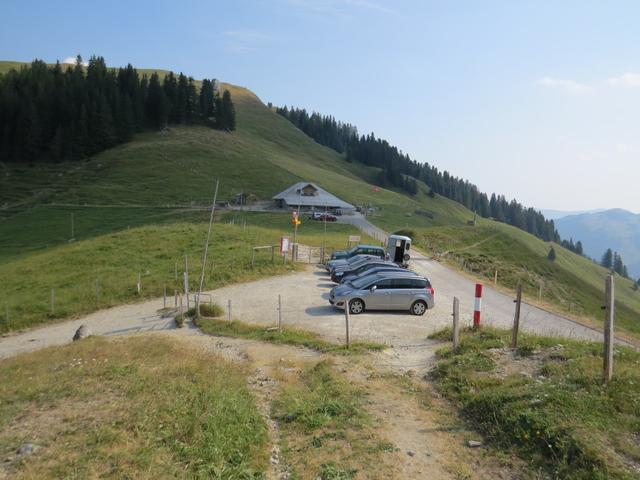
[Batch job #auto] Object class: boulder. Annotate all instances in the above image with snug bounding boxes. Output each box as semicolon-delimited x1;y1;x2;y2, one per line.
72;325;91;341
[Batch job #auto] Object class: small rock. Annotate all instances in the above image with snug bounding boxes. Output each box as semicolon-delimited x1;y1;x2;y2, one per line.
16;443;39;457
73;325;91;341
270;457;279;465
407;450;416;457
467;440;483;448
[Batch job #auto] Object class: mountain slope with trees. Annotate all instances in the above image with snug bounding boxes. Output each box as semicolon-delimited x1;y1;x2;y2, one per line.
276;106;564;244
0;57;235;163
557;209;640;278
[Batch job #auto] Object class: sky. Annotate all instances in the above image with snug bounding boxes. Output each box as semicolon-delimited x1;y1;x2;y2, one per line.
2;0;640;213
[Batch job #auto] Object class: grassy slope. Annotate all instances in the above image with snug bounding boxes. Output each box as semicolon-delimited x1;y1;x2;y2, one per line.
0;77;471;261
430;327;640;479
0;211;374;332
0;336;268;478
413;220;640;335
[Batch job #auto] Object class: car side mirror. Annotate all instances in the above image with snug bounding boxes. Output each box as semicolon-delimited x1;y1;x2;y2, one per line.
370;285;377;292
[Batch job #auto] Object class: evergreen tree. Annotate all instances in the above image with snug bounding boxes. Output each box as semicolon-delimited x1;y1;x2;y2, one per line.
613;252;624;275
575;240;583;256
0;57;235;163
145;73;168;129
601;249;614;270
219;89;236;130
547;246;557;261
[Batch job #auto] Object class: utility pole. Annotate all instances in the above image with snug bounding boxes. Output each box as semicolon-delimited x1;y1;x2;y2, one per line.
196;179;219;318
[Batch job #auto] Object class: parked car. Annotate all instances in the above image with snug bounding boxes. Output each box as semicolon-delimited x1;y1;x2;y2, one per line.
330;244;387;261
329;271;435;315
326;253;378;272
330;258;391;283
328;255;383;278
338;263;411;284
314;212;337;222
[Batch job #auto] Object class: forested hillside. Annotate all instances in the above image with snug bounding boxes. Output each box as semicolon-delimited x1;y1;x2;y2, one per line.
0;56;236;163
276;106;565;244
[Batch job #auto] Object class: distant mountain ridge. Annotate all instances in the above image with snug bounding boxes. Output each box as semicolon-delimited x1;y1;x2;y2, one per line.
555;209;640;278
540;208;606;220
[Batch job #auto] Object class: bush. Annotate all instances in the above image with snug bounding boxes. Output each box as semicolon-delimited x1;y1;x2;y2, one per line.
199;303;225;318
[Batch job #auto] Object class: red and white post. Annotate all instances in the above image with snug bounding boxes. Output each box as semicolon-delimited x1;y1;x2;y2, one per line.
473;283;483;328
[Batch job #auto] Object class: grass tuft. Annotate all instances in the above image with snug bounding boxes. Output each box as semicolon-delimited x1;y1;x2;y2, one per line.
198;318;385;355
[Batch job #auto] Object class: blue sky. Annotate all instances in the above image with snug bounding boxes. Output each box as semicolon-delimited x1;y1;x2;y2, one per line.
2;0;639;212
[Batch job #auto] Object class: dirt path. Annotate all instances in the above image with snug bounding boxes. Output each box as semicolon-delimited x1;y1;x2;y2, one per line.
143;327;523;479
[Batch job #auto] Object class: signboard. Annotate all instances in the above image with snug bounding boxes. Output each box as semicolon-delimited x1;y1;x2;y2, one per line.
280;236;290;253
348;235;361;243
292;210;301;225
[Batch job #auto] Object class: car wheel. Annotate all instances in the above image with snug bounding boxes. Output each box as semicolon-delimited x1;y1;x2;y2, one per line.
349;299;364;315
411;300;427;316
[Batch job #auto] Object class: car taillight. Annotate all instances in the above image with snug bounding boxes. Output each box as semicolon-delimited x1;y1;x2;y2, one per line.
427;286;435;296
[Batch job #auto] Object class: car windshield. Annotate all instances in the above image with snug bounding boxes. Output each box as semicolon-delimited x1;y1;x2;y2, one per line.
347;255;367;264
350;274;378;289
347;246;358;255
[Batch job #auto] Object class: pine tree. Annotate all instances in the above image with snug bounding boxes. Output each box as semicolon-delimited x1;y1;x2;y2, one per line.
613;252;624;275
575;241;583;256
219;89;236;130
145;73;167;129
547;246;556;261
601;249;614;270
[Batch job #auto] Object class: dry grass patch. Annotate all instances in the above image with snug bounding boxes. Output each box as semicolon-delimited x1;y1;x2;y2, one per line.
0;336;268;479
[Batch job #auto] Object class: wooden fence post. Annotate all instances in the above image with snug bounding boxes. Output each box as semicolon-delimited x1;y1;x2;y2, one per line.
494;270;498;285
95;279;100;303
183;272;190;310
345;300;351;349
137;272;141;294
511;282;523;349
228;299;232;322
603;275;615;384
163;286;167;308
278;294;282;332
179;294;183;321
50;288;55;315
251;248;256;268
452;296;460;351
174;289;178;307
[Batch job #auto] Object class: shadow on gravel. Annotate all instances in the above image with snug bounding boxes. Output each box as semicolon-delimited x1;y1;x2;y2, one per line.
316;283;335;288
305;306;340;317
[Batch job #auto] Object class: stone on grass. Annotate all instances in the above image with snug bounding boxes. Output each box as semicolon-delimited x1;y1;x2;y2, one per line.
73;324;91;341
466;440;483;448
16;443;39;457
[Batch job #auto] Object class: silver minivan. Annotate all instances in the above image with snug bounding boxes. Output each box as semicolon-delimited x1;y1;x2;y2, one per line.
329;271;435;316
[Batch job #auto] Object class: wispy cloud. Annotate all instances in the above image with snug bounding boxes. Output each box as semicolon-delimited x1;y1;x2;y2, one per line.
606;72;640;88
286;0;399;17
536;76;593;95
